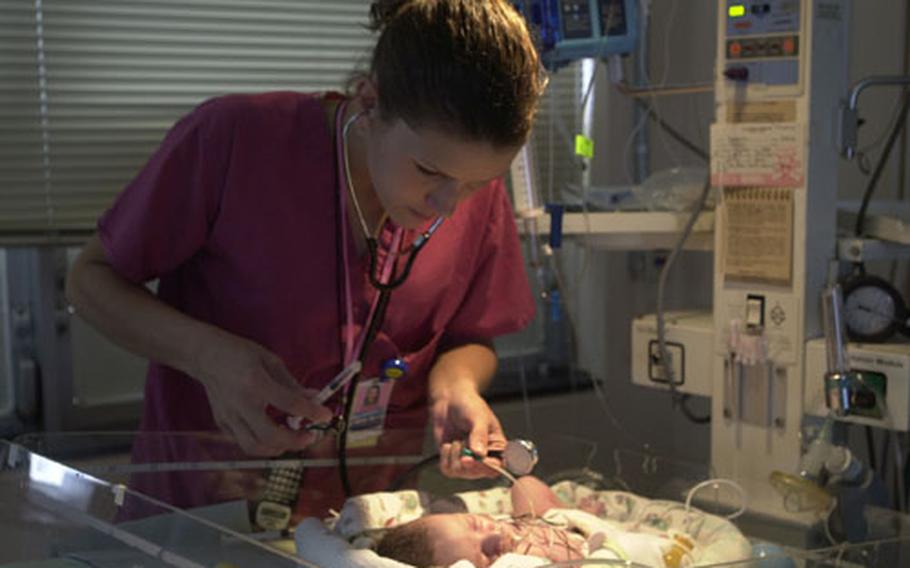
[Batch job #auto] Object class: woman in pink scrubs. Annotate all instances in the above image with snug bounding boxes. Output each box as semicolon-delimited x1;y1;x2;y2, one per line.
66;0;545;518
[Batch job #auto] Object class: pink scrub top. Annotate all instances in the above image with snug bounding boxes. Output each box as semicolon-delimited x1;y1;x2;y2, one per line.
98;91;535;517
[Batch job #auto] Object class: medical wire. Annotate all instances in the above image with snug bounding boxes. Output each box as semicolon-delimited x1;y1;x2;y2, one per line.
518;356;535;438
480;459;537;518
534;561;652;567
854;88;910;237
647;0;681;170
621;90;651;186
683;478;748;521
855;89;910;173
633;99;709;163
616;81;714;98
620;0;689;185
546;247;650;450
859;373;907;512
655;173;712;418
621;0;681;185
524;0;701;474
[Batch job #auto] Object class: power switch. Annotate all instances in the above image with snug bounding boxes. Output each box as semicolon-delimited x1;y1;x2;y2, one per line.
724;66;749;81
746;294;765;329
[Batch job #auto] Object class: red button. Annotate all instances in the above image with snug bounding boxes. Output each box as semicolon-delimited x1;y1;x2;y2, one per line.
729;42;742;58
783;37;795;54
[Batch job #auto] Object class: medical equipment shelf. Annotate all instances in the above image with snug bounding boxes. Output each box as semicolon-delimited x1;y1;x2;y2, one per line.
837;237;910;263
521;211;715;251
837;202;910;261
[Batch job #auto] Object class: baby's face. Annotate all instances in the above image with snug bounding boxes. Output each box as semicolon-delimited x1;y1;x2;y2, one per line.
419;513;585;567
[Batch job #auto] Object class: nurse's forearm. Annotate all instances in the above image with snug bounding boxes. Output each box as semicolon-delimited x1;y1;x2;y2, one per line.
65;235;219;379
427;342;498;401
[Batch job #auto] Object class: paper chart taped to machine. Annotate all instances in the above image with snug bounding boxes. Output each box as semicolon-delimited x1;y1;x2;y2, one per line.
721;187;794;286
710;122;805;187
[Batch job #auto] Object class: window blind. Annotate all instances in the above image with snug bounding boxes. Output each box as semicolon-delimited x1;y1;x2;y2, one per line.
0;0;582;243
0;0;374;242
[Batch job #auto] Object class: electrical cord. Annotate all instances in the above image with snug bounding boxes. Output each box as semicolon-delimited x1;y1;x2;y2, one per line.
855;91;910;174
854;88;910;237
633;98;709;162
857;373;907;512
618;0;681;184
655;174;713;421
386;453;440;492
684;478;748;520
865;425;877;473
678;394;711;424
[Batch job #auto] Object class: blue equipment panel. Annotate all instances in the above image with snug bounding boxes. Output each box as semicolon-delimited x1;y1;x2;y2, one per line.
513;0;638;68
723;0;802;86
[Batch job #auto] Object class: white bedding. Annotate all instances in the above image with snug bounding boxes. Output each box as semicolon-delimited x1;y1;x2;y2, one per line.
293;482;753;568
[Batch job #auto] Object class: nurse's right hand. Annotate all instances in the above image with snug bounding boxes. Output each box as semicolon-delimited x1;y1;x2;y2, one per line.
192;330;333;456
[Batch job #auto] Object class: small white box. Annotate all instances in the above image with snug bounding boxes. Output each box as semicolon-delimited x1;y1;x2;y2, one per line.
631;311;714;397
804;339;910;432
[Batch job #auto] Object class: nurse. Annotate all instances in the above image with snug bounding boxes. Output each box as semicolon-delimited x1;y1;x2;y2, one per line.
66;0;546;517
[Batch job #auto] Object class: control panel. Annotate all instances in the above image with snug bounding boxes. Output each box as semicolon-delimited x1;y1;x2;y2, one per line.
723;0;802;86
513;0;638;68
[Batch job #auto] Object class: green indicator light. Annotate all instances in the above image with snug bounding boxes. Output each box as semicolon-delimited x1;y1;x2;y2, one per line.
729;5;746;17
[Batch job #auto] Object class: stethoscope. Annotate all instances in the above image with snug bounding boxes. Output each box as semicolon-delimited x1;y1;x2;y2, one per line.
285;104;444;435
266;102;537;526
256;102;444;530
329;102;445;496
341;105;445;291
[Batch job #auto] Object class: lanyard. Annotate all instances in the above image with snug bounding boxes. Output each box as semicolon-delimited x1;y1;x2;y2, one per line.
334;100;404;370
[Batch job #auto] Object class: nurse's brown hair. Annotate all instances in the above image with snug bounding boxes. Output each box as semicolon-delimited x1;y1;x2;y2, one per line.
367;0;546;148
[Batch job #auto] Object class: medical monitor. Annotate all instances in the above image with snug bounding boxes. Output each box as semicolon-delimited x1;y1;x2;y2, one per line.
513;0;639;68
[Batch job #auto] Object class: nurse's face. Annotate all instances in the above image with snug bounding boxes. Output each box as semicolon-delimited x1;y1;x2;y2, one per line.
363;113;520;229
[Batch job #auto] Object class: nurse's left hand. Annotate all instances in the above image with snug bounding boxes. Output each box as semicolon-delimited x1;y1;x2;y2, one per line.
431;385;506;479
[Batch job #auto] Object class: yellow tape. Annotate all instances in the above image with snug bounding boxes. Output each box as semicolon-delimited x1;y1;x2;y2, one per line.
575;134;594;158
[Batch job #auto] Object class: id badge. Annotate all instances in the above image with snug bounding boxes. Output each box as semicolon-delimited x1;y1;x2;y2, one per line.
346;377;394;448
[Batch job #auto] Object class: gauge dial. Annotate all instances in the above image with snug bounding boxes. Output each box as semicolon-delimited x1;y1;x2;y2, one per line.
842;275;907;343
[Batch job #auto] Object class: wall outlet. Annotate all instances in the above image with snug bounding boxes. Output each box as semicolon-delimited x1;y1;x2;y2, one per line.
648;340;684;385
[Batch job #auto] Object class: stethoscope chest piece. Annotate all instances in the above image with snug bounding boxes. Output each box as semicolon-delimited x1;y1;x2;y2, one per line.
503;439;539;476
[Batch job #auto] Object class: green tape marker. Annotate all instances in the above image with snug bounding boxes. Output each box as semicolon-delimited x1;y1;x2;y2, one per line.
575;134;594;159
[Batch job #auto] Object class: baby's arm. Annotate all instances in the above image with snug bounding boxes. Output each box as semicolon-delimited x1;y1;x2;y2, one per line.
510;476;567;517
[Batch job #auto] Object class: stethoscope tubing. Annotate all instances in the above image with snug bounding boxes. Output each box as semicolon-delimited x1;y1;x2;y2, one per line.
334;100;445;496
365;216;444;291
337;217;443;495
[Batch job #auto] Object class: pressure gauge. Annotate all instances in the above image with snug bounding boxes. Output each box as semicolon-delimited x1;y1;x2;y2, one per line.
841;274;909;343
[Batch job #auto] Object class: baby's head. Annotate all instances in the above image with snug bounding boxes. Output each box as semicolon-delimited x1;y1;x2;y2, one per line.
376;513;585;567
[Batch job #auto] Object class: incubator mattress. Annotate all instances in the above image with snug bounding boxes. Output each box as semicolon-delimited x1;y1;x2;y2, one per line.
294;481;752;567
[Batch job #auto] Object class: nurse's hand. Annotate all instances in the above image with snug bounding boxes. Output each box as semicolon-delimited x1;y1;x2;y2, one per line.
431;384;507;479
193;330;333;456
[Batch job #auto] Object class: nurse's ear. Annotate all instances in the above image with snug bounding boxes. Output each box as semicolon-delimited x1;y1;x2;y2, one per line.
353;76;380;118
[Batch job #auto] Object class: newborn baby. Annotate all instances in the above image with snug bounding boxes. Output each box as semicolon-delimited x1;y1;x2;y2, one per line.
376;476;594;567
377;510;587;567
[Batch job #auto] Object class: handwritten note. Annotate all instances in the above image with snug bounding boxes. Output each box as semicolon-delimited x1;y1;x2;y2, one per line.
710;122;805;188
721;187;794;286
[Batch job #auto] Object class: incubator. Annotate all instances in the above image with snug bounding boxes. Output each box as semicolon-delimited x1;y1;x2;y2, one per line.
3;430;910;567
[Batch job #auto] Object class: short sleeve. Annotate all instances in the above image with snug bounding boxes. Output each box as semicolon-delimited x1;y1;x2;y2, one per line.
97;97;234;283
441;180;536;347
